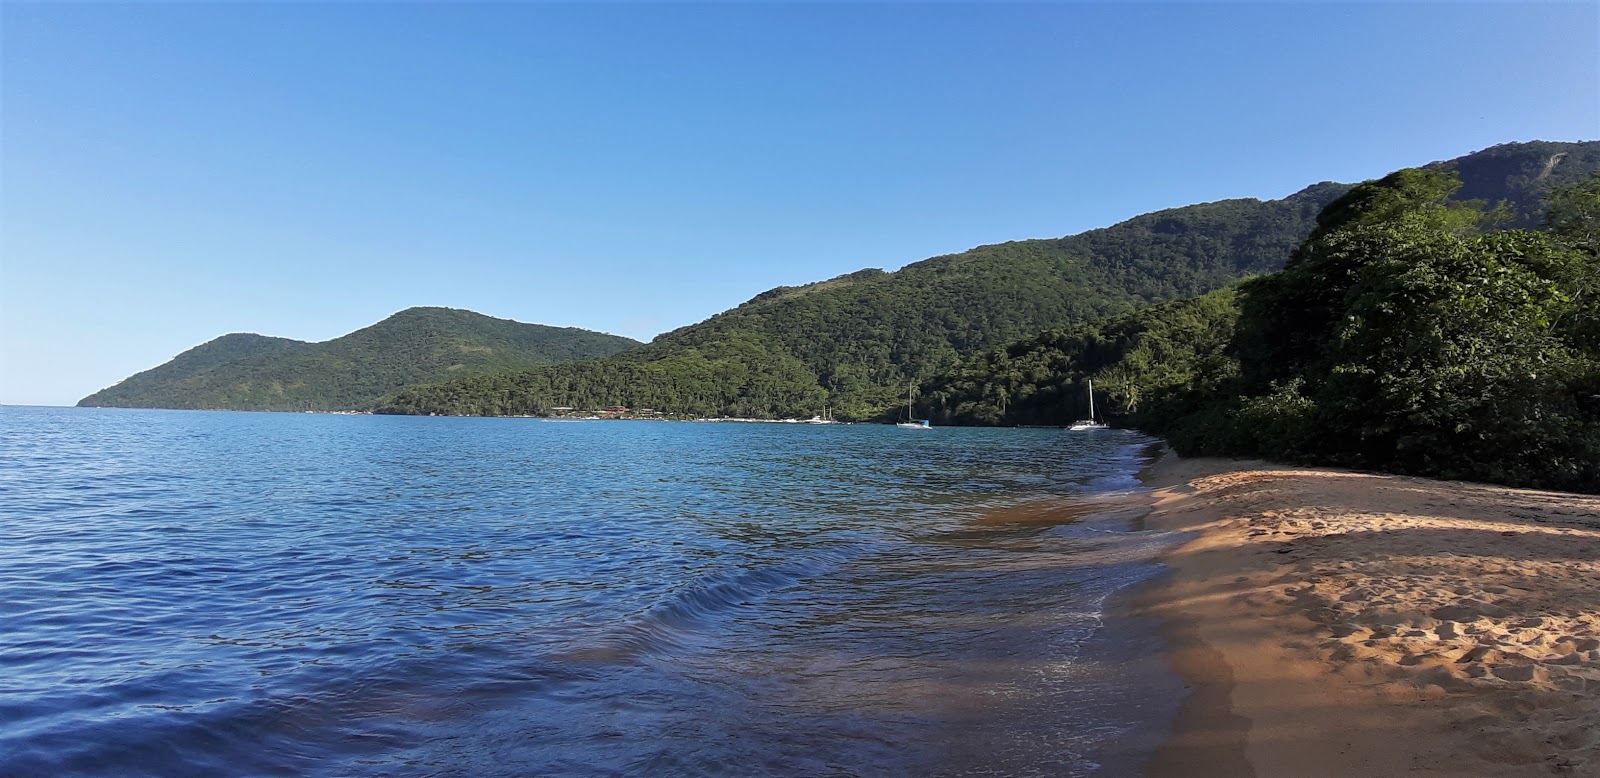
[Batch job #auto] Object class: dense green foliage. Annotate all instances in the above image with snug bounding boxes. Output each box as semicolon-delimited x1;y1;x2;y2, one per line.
377;331;826;418
920;289;1242;427
79;307;641;411
928;164;1600;493
1189;169;1600;491
385;184;1347;418
384;141;1596;422
632;182;1344;417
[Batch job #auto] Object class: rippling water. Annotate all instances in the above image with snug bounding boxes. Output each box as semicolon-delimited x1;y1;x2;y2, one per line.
0;406;1180;777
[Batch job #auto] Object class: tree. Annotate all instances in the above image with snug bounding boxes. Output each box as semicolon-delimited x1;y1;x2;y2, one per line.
1544;172;1600;254
1541;173;1600;356
1234;168;1494;392
1220;168;1600;490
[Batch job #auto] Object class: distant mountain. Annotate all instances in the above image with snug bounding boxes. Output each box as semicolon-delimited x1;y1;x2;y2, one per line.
381;140;1600;420
1443;140;1600;225
79;307;641;411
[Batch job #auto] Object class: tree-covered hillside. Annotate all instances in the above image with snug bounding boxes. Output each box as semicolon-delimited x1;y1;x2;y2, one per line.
379;330;827;419
1447;140;1600;226
920;288;1243;428
385;184;1349;418
381;141;1599;420
924;168;1600;493
79;307;641;411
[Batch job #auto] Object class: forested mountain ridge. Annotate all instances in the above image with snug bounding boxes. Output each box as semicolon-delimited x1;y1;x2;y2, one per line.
384;183;1351;418
648;179;1345;365
142;332;307;376
79;307;641;411
1447;140;1600;225
382;140;1600;420
923;166;1600;492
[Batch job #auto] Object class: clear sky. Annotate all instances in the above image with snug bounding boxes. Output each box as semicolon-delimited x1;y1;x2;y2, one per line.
2;2;1596;406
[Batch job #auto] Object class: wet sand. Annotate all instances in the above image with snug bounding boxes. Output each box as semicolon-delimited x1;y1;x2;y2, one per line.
1132;452;1600;777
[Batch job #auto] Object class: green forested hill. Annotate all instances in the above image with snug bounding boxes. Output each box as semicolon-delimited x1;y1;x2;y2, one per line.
139;332;308;376
79;307;641;411
923;167;1600;492
382;140;1600;420
920;288;1244;427
1447;140;1600;226
384;185;1347;418
645;180;1345;405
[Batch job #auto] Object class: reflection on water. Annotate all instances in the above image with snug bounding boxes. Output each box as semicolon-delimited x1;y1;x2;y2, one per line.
0;407;1178;776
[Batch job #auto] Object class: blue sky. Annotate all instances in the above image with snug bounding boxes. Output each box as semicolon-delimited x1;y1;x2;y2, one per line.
3;2;1596;406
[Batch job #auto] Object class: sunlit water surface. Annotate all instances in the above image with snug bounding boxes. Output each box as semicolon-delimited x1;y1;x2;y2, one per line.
1;407;1180;777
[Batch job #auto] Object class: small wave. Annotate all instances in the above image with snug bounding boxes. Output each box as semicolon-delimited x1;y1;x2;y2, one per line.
551;558;831;665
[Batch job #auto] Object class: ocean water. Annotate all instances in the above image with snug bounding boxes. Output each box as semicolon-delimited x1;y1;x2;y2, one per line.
0;407;1180;777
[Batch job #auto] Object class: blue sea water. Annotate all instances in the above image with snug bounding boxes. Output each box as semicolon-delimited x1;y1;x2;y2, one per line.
0;407;1179;777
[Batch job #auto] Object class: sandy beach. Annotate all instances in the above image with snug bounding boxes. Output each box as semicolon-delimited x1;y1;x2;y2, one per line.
1134;453;1600;777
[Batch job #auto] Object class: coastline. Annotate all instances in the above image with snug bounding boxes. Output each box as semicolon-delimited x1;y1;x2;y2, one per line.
1127;451;1600;777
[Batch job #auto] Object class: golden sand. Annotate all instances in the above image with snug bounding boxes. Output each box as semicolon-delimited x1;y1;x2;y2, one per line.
1136;454;1600;777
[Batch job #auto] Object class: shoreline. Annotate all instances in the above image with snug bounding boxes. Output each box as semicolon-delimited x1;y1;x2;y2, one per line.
1126;451;1600;777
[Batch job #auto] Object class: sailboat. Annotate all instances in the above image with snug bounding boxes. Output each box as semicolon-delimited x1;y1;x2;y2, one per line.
805;406;839;424
1068;378;1108;431
896;382;931;428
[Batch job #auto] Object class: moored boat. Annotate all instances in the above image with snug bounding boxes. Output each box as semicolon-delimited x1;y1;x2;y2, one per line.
896;383;931;428
1068;379;1108;431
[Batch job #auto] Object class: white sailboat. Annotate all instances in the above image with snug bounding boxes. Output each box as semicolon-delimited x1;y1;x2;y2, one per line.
805;406;839;424
896;382;930;428
1068;378;1108;431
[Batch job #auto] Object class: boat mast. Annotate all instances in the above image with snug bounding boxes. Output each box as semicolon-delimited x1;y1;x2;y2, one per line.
1088;379;1096;421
